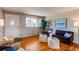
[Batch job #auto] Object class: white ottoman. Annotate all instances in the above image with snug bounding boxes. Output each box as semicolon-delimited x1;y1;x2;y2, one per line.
48;37;60;49
39;34;48;42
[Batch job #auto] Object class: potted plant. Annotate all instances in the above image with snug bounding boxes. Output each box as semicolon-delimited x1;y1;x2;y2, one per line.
40;17;47;33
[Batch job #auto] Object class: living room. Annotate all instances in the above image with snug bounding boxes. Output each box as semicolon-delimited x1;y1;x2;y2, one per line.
0;7;79;51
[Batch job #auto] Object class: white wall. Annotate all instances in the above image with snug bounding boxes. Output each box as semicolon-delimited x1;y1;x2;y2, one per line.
4;13;40;38
4;13;20;37
0;8;4;37
46;9;79;44
20;15;40;37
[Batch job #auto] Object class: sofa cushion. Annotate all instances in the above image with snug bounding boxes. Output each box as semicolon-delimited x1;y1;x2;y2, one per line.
53;29;56;35
56;30;65;36
4;36;15;43
4;37;8;41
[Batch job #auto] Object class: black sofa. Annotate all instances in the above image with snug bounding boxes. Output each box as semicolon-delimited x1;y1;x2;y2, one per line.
0;38;21;51
0;46;18;51
53;30;74;43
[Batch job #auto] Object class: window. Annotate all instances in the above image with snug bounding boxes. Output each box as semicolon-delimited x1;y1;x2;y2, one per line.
26;17;31;27
26;16;41;27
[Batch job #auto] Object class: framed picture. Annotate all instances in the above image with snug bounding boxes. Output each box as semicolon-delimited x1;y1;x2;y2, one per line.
55;18;67;28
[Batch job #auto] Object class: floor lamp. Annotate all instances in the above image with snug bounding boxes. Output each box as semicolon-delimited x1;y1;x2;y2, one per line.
0;18;4;36
74;22;79;44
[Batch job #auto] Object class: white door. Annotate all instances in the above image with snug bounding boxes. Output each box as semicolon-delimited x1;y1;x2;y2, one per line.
4;13;20;37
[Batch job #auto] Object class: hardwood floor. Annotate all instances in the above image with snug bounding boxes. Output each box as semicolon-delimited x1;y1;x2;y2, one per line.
18;36;79;51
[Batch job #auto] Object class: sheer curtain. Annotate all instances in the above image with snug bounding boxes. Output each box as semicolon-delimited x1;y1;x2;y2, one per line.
20;15;42;37
25;15;42;27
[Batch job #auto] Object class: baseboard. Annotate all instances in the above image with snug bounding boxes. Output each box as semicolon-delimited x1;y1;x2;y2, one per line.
70;41;79;47
21;35;39;38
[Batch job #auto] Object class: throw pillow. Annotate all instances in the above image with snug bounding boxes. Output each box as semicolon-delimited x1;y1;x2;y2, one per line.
64;32;72;38
0;37;7;45
8;38;14;43
4;37;14;43
4;37;8;41
53;29;56;35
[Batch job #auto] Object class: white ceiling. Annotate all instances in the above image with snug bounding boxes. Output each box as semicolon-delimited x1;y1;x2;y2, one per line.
2;7;79;16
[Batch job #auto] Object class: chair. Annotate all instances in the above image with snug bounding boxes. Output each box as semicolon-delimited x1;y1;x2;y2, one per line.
48;34;60;49
39;33;48;42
